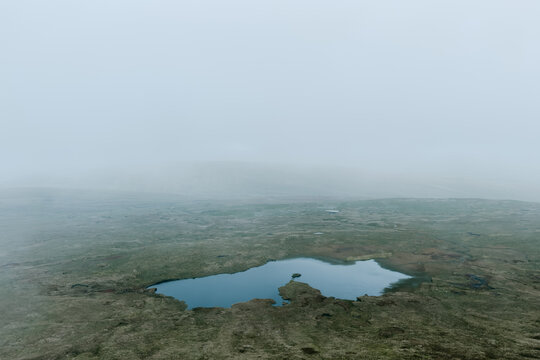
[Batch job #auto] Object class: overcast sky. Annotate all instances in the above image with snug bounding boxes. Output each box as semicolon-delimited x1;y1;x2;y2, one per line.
1;1;539;199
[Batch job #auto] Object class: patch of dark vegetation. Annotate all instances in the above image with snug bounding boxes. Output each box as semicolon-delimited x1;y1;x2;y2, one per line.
98;288;115;293
466;274;494;290
301;346;319;354
71;283;89;288
378;326;405;338
519;351;540;358
376;298;396;306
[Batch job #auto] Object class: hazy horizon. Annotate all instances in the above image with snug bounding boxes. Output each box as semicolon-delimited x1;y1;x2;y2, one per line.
2;1;539;201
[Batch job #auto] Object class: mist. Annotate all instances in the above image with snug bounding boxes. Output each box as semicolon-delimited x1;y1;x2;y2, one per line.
2;0;539;201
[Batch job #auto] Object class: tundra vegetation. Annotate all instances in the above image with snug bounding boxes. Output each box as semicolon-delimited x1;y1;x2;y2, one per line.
1;189;539;359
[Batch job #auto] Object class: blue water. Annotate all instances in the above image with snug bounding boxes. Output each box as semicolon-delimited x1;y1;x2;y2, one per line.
150;258;411;309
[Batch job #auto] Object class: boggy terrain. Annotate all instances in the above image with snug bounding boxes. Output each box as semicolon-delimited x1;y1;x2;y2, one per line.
1;189;539;359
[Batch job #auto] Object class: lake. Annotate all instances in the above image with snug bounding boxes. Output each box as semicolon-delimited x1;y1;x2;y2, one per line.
150;258;411;309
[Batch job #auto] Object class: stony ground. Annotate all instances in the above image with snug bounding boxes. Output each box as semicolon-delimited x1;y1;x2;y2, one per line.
1;189;539;359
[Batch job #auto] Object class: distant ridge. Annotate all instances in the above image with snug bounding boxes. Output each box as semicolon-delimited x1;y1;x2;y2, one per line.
2;162;533;202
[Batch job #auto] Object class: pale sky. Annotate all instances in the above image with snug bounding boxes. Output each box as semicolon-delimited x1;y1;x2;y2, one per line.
1;1;539;199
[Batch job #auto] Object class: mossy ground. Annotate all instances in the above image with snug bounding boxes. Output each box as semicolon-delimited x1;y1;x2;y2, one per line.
1;190;539;359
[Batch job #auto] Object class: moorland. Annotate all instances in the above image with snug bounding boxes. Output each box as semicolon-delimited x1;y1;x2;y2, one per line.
1;189;539;359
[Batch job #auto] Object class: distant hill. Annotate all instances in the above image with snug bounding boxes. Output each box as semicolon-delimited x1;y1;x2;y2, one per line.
4;161;533;201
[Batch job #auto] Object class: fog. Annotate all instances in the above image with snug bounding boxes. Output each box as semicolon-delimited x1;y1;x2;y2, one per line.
1;1;539;201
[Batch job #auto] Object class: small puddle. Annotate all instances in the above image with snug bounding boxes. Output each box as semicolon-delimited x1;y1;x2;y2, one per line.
149;258;411;309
